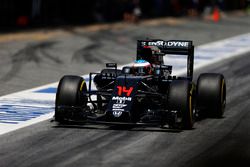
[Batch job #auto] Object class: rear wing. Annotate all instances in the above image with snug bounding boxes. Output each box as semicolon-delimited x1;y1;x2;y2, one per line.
137;39;194;80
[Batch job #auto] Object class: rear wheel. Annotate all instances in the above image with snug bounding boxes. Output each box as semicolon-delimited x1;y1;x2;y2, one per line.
55;75;87;122
168;80;194;129
196;73;226;118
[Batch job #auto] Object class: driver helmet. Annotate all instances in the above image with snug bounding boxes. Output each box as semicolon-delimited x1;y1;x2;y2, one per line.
132;59;152;75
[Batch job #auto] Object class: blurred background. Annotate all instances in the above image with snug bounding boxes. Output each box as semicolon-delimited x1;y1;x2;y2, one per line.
0;0;249;31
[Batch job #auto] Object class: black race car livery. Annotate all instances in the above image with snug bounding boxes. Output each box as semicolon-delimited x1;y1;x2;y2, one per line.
54;39;226;129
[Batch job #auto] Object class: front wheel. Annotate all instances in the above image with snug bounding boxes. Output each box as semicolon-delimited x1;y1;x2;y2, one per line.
168;80;194;129
55;75;87;122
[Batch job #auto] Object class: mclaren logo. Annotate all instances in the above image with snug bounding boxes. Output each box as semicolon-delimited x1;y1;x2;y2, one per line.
113;111;123;117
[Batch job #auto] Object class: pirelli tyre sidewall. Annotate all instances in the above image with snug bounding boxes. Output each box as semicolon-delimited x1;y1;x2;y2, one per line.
168;80;194;129
55;75;87;122
196;73;226;118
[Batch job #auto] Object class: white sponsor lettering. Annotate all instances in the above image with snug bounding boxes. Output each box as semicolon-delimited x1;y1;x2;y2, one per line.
113;111;123;117
147;41;189;47
167;41;189;47
113;104;127;109
112;96;132;101
148;41;164;46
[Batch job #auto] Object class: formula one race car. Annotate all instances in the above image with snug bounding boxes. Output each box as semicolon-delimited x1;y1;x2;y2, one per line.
54;39;226;129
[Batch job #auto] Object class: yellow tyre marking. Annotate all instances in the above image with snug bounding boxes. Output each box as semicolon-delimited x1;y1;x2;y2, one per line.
221;79;225;103
220;79;225;113
80;80;85;91
189;95;193;123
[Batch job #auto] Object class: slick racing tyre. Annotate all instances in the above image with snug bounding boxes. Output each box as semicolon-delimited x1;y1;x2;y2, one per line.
55;75;87;122
168;80;194;129
196;73;226;118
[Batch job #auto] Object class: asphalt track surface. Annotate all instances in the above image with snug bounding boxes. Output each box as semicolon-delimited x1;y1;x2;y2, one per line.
0;14;250;167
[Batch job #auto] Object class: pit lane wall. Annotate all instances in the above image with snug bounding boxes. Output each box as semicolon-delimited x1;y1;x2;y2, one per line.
0;33;250;135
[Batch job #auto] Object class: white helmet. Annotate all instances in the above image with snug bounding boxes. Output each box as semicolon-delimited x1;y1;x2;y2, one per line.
132;60;152;75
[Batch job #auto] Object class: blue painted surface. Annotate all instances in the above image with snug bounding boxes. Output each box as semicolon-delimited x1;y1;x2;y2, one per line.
0;104;53;124
0;99;54;124
35;87;57;94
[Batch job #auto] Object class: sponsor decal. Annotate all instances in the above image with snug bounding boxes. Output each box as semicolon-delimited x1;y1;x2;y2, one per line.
112;104;126;111
167;41;189;47
148;41;165;46
117;86;133;96
113;111;123;117
113;104;127;109
112;95;129;112
141;42;146;46
112;96;132;101
112;96;132;104
144;41;189;47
